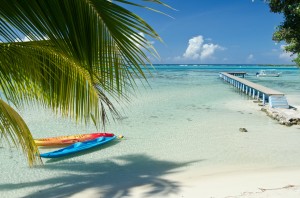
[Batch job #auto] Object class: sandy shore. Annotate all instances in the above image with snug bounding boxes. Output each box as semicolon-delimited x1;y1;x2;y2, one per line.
175;167;300;198
68;167;300;198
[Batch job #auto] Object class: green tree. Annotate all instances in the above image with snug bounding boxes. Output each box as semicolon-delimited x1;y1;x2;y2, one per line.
268;0;300;64
0;0;167;166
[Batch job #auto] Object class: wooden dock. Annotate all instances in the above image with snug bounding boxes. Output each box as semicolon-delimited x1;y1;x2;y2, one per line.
219;72;289;108
227;72;246;78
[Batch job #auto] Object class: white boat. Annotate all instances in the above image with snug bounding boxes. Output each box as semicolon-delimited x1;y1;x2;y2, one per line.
256;70;281;77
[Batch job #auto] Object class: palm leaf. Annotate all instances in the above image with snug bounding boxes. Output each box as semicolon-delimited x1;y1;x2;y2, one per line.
0;0;169;165
0;41;120;125
0;98;42;166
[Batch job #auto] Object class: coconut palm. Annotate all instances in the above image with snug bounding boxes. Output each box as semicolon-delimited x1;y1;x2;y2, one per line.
0;0;168;166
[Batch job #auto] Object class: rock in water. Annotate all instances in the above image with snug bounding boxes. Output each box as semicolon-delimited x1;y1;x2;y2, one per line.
239;128;248;132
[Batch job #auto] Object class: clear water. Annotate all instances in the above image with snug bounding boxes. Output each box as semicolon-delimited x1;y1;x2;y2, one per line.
1;64;300;197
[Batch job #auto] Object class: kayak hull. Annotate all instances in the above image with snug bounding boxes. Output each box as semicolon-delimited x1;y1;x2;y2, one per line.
40;136;116;158
34;132;114;146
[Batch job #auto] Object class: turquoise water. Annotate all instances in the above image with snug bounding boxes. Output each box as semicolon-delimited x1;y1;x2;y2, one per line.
1;64;300;197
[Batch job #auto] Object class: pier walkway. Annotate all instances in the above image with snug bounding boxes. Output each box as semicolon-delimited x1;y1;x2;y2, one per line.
219;72;289;108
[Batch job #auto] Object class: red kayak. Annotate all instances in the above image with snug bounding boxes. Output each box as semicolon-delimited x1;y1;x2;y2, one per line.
34;132;114;146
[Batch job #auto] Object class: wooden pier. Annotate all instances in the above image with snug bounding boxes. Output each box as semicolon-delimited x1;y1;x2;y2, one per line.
227;72;246;78
219;72;289;108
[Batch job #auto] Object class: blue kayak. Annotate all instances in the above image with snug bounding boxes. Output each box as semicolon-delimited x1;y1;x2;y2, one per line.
40;136;116;158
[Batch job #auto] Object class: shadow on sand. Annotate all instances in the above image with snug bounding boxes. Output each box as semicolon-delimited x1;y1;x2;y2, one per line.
0;154;203;198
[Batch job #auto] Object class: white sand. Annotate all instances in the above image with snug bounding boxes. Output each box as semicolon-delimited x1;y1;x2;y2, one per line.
173;167;300;198
69;167;300;198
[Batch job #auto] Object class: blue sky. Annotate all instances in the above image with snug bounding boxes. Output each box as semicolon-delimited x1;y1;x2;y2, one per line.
126;0;295;64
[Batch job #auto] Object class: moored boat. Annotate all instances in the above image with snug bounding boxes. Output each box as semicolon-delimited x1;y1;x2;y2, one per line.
256;70;281;77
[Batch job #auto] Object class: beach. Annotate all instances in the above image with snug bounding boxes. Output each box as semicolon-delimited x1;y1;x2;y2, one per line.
68;167;300;198
1;64;300;197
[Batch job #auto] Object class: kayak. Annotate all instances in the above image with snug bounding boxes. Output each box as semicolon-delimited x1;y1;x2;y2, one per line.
34;132;114;146
40;136;116;158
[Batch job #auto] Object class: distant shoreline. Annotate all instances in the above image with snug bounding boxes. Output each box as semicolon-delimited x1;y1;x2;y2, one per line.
150;63;298;66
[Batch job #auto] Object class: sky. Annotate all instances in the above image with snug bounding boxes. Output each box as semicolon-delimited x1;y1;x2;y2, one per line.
124;0;295;65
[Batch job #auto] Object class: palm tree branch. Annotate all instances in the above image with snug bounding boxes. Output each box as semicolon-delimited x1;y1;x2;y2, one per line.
0;98;42;167
0;41;119;127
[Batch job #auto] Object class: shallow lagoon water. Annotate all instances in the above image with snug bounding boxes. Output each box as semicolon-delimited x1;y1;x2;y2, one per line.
1;65;300;197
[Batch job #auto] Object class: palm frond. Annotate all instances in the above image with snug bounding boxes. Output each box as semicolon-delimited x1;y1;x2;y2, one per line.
0;0;169;165
0;98;41;166
0;41;120;127
0;0;163;92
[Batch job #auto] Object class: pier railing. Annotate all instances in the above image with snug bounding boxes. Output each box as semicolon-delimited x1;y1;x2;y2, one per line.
219;72;289;108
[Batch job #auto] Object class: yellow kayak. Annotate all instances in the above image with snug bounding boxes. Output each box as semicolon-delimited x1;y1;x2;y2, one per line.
34;132;114;146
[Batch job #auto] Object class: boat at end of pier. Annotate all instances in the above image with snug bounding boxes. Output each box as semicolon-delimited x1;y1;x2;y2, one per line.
256;70;281;77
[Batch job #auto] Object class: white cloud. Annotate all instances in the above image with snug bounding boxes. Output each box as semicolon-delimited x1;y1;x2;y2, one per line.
246;54;255;63
14;36;30;42
201;43;222;59
22;36;30;42
139;32;145;38
182;35;223;61
247;54;254;60
130;32;154;49
130;33;144;49
14;35;50;42
183;35;204;59
174;56;182;61
279;45;295;61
